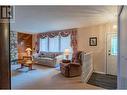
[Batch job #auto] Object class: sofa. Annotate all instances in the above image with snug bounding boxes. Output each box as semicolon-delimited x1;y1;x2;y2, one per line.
33;51;64;67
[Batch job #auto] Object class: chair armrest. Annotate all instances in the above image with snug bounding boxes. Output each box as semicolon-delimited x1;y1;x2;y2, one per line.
60;62;69;67
68;63;81;71
70;63;81;70
69;63;81;67
55;54;64;63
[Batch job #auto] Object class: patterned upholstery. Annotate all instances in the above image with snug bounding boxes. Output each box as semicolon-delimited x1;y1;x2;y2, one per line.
39;51;62;59
33;52;63;67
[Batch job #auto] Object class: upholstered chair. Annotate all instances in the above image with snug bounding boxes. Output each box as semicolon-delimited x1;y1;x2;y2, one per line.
60;51;84;77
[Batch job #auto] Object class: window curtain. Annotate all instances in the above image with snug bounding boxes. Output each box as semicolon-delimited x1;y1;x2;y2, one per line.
71;29;78;63
37;28;78;63
36;34;40;53
38;29;72;38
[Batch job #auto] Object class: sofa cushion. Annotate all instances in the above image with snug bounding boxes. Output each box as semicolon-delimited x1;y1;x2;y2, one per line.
39;51;62;59
39;57;53;60
33;53;39;58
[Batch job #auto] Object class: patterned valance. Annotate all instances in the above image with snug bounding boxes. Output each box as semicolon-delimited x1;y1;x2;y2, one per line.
37;28;76;39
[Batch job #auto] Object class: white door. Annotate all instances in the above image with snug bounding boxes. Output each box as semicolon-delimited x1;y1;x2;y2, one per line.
107;33;117;75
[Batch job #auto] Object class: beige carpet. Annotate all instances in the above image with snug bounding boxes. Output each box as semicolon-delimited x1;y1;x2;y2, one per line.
11;64;103;89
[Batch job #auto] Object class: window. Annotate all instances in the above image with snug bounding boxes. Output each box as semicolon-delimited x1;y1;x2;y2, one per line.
49;36;59;52
111;37;117;55
60;35;72;52
39;35;72;52
39;37;48;52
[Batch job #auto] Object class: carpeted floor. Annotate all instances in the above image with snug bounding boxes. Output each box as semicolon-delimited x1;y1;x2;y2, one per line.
11;64;102;89
87;72;117;89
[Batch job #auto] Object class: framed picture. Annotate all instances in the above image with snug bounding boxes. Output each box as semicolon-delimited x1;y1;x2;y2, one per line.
89;37;97;46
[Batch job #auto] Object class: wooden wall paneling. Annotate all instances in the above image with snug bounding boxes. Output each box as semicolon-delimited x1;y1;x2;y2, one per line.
17;33;32;59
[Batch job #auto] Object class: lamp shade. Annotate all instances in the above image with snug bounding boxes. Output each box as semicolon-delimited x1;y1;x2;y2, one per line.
64;49;70;55
25;48;32;51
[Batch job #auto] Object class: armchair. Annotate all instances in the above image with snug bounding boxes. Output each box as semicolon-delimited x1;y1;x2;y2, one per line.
60;62;81;77
60;51;83;77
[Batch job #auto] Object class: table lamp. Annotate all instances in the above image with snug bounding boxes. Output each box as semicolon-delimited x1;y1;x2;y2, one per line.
25;48;32;56
64;49;70;60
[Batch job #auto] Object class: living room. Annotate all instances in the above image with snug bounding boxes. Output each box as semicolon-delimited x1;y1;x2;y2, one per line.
9;6;117;89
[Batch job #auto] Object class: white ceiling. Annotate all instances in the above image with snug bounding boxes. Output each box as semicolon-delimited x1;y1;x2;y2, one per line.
10;6;117;34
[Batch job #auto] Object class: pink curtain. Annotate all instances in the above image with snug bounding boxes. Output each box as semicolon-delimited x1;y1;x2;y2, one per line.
36;34;40;53
71;29;78;63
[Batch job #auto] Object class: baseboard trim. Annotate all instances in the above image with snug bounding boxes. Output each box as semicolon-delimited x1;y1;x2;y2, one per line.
94;71;106;74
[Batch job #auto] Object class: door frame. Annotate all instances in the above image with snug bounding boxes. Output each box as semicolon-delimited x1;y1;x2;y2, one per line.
106;32;117;75
117;6;125;89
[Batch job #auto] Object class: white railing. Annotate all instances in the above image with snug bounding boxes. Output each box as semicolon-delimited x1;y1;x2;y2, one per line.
81;52;93;83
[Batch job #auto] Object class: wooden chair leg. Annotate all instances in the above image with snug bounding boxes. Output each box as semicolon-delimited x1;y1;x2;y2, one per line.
21;64;24;68
29;64;32;70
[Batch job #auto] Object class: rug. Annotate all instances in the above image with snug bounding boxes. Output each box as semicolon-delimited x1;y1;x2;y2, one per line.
87;72;117;89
